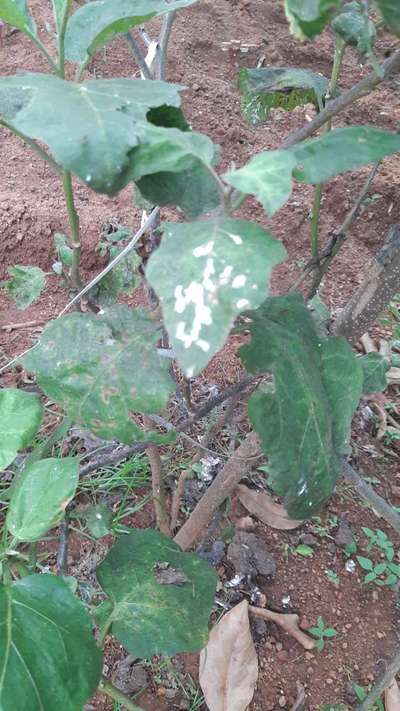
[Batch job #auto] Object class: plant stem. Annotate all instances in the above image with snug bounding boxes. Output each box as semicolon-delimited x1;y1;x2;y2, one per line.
62;170;82;290
58;0;73;77
308;38;346;268
158;10;176;80
99;677;145;711
125;32;153;79
28;32;60;75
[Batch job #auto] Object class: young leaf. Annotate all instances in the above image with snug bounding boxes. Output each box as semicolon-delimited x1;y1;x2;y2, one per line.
6;457;79;541
92;247;140;305
285;0;341;38
322;627;337;638
332;2;376;54
0;389;43;471
85;503;113;538
294;544;314;557
0;0;36;37
51;0;69;32
65;0;197;65
364;571;377;583
0;74;183;195
225;127;400;216
1;265;46;309
373;562;387;575
239;295;363;518
96;529;218;657
0;574;102;710
54;232;73;269
385;573;398;586
146;219;286;376
360;352;389;394
357;555;374;571
238;66;328;125
21;306;174;444
236;484;304;530
373;0;400;36
199;600;258;711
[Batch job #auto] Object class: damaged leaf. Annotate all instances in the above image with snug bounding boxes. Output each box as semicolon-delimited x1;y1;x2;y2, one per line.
237;484;303;530
199;600;258;711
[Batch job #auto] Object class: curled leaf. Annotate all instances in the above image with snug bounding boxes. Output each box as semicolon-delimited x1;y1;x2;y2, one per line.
237;484;303;530
199;600;258;711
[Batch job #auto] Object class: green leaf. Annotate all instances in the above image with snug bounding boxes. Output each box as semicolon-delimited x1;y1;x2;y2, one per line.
224;150;297;216
51;0;68;32
360;352;389;394
0;74;183;195
294;544;314;557
0;389;43;471
239;295;363;518
388;562;400;575
373;0;400;36
92;247;140;306
238;66;328;124
364;571;377;583
96;529;218;657
308;295;331;336
373;562;387;575
0;0;36;36
21;306;174;444
0;574;102;710
146;219;286;376
322;627;337;638
225;127;400;216
65;0;197;65
332;2;376;54
357;555;374;571
314;638;325;651
136;161;222;218
385;573;398;586
54;232;73;269
308;626;322;638
284;0;341;38
85;503;113;538
1;265;46;309
6;457;79;541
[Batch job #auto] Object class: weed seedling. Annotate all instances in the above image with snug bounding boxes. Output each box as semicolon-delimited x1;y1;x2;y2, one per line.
325;569;340;587
308;617;337;651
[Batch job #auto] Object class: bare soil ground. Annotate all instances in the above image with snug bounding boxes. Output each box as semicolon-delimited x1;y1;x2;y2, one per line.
1;1;400;710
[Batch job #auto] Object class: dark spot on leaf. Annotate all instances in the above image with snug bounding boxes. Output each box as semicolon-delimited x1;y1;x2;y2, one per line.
153;562;190;586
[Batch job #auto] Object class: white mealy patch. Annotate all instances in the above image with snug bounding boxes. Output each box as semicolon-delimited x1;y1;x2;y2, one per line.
193;240;214;258
237;298;249;309
219;265;233;286
228;233;243;245
232;274;246;289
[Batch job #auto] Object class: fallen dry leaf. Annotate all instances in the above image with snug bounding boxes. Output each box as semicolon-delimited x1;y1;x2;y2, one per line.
385;678;400;711
237;484;303;530
290;681;306;711
249;606;315;650
199;600;258;711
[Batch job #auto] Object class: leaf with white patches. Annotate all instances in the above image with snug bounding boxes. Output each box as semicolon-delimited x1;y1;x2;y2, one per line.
240;294;364;518
146;219;286;376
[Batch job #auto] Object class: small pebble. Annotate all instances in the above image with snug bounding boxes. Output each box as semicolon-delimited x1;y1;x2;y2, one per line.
276;642;283;652
326;678;334;685
278;696;287;708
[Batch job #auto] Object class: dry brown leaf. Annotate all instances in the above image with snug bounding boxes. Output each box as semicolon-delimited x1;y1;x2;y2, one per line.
249;606;315;650
199;600;258;711
385;678;400;711
237;484;303;530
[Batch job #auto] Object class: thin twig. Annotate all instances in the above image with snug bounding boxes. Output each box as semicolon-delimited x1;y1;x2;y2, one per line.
248;606;316;650
143;416;171;537
57;516;70;576
282;51;400;149
342;460;400;535
354;645;400;711
157;10;176;80
124;32;153;79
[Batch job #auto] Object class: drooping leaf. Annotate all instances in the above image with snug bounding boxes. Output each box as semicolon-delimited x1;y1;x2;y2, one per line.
239;295;363;518
285;0;341;38
21;306;174;444
373;0;400;36
237;484;304;530
54;232;73;269
1;265;46;309
96;529;218;657
65;0;197;65
146;219;286;376
0;0;36;36
0;389;43;471
199;600;258;711
225;127;400;216
0;74;183;195
136;161;222;218
0;574;102;710
85;503;113;538
238;66;328;124
6;457;79;541
360;352;389;394
332;2;376;54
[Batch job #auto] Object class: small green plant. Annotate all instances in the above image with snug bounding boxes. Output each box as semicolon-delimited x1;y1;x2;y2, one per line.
363;527;394;559
325;569;340;587
312;515;338;539
357;527;400;585
308;617;337;651
353;683;384;711
292;543;315;557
